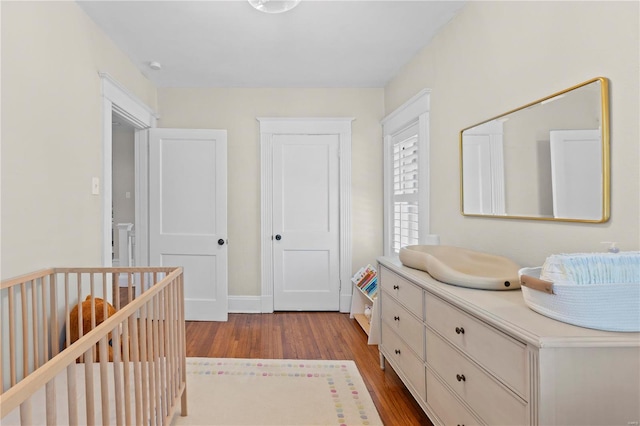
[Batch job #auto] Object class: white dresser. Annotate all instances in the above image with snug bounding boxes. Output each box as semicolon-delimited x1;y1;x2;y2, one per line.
377;257;640;426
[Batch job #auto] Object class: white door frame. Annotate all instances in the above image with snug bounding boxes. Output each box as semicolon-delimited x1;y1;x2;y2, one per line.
100;73;157;267
259;117;354;313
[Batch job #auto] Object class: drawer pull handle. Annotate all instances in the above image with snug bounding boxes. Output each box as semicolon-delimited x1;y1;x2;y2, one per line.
456;374;466;382
455;327;465;335
393;285;399;290
394;316;400;321
395;349;401;355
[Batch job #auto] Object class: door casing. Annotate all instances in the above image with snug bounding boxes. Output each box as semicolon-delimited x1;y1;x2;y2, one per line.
258;118;354;313
100;73;157;268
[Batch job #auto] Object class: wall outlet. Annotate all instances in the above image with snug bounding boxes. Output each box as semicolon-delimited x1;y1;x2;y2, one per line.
92;177;100;195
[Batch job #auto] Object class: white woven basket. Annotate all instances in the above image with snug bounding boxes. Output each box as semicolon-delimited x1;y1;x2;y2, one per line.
519;267;640;332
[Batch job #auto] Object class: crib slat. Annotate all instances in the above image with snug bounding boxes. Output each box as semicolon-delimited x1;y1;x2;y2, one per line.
42;277;49;365
21;282;29;380
111;323;124;426
19;396;32;425
65;274;71;350
45;379;56;425
140;301;150;426
77;273;84;363
130;313;142;426
178;272;187;417
84;349;96;426
113;273;120;310
102;272;108;322
122;317;132;425
99;337;110;425
49;273;60;357
166;284;175;405
153;296;162;425
128;272;134;305
67;363;78;425
90;274;97;362
162;289;171;418
146;299;157;425
8;286;17;387
31;280;39;370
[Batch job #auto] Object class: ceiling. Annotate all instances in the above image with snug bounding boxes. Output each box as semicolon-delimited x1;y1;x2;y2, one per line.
78;0;466;88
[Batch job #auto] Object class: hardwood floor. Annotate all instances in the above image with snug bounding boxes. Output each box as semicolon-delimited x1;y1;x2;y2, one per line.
184;312;433;426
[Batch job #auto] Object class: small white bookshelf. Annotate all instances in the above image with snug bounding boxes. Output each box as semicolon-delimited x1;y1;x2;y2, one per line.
349;265;380;345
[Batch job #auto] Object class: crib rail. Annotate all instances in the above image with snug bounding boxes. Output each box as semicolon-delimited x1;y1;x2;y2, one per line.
0;267;186;425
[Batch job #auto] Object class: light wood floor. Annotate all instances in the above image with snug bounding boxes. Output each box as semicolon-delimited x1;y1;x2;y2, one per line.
184;312;433;426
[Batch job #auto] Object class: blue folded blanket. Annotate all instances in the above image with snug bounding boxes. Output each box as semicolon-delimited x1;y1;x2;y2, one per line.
541;251;640;285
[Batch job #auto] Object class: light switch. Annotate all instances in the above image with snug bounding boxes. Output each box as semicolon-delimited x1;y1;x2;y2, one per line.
92;177;100;195
125;191;131;199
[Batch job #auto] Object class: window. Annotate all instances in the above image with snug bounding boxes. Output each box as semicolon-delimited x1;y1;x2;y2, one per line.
382;90;431;256
392;124;420;253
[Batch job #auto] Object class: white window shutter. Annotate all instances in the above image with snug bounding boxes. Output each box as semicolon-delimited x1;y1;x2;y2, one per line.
391;126;419;254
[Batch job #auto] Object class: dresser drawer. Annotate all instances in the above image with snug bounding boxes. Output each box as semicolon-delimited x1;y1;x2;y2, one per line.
381;322;426;401
426;367;482;426
425;293;528;398
426;328;528;426
380;267;424;320
381;293;424;359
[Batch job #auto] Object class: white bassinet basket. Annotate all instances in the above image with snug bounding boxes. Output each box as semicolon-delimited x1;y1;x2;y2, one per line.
519;252;640;332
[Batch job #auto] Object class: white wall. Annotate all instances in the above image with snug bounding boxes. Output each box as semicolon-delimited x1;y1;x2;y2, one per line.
157;88;384;296
385;1;640;266
3;1;637;285
1;1;157;279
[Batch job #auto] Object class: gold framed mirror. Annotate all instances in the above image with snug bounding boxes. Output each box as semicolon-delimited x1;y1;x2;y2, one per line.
460;77;609;222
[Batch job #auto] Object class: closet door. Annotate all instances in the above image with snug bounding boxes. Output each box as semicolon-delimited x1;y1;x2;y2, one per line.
271;134;340;311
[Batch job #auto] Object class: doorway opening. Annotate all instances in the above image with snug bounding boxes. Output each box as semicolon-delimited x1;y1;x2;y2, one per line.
111;115;136;269
100;73;157;269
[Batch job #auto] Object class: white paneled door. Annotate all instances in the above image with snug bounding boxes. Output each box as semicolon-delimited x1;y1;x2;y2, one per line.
272;134;340;311
149;128;228;321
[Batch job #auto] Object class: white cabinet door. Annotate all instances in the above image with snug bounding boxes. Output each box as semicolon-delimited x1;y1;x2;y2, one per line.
149;128;228;321
272;134;340;311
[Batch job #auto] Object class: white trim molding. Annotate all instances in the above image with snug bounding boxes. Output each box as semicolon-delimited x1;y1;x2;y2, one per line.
258;117;354;313
100;72;157;267
228;296;263;313
382;90;433;256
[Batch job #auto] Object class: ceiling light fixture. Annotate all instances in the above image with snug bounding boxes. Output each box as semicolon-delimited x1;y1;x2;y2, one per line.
248;0;301;14
149;61;162;71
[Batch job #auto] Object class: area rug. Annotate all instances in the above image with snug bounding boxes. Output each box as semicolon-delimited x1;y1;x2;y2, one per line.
171;357;383;426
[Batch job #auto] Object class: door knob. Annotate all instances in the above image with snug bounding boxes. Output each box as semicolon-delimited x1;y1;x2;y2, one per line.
275;234;282;241
218;239;225;246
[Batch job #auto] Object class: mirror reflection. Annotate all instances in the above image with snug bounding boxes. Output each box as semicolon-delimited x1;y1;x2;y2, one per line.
460;77;609;222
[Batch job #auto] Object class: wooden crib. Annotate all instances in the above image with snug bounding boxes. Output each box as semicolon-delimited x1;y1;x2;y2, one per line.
0;267;187;425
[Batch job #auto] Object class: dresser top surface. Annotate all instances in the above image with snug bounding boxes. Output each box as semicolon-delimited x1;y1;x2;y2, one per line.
378;256;640;348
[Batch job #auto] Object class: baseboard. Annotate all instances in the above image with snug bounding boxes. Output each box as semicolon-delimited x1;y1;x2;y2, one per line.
229;294;352;314
340;293;352;313
228;295;263;313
